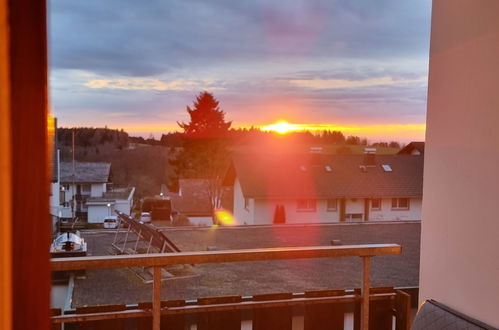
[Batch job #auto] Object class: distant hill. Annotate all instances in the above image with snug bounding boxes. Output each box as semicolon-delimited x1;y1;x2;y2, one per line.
58;127;129;160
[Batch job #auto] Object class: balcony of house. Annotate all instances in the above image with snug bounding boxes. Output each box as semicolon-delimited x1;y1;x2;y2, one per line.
51;244;414;330
50;215;421;330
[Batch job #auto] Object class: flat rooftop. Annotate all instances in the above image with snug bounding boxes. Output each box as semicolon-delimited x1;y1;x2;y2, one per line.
71;222;420;307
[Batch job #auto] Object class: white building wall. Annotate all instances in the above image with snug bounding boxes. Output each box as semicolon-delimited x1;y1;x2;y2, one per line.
369;198;422;221
90;183;105;197
50;182;60;216
420;1;499;326
87;204;112;223
253;199;340;225
233;178;254;225
188;216;213;226
114;200;131;216
63;185;74;203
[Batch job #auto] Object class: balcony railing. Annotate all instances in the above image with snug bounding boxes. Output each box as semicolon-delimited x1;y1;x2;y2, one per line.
51;244;402;330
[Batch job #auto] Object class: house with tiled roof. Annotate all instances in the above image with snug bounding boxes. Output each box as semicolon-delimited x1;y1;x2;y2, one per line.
224;150;424;225
57;162;134;223
167;179;233;226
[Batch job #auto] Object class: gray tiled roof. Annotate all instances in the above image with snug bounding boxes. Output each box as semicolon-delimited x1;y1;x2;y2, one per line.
60;162;111;183
87;187;135;203
226;153;423;199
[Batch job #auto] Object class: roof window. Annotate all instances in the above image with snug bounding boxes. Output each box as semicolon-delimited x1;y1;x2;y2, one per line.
381;164;392;172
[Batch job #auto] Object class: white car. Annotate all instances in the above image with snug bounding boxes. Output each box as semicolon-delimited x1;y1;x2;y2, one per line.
103;216;118;229
140;212;152;223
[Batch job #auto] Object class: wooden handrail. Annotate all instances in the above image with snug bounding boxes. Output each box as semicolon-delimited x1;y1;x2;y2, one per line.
51;243;402;330
51;243;401;271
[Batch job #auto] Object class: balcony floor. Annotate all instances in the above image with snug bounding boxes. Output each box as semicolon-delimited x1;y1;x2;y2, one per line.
68;221;420;306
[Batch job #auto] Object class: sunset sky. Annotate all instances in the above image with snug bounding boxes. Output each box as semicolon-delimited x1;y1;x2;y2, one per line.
49;0;432;142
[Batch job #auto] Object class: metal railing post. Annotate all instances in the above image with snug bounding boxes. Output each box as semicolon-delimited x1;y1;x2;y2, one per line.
121;224;131;253
153;266;161;330
133;229;142;253
361;256;371;330
112;217;121;245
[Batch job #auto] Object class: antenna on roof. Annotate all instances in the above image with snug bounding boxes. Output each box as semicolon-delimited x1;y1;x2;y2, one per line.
72;129;76;221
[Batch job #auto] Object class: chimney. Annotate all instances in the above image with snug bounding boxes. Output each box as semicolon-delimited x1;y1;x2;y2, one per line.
363;148;376;166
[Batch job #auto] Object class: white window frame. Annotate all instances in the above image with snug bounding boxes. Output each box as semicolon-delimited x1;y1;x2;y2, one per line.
244;197;249;211
297;199;316;212
391;198;410;210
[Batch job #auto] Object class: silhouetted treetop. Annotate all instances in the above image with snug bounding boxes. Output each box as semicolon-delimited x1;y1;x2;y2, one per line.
177;91;231;138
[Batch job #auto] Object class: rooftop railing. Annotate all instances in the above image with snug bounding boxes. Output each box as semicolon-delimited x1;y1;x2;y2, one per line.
51;243;402;330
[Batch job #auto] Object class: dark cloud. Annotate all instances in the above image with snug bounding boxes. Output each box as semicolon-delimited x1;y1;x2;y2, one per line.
50;0;431;76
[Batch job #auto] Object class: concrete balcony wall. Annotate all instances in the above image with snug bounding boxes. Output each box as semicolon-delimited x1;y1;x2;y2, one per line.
420;0;499;327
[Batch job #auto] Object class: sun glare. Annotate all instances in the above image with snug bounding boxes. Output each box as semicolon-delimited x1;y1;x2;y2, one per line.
261;121;299;134
213;209;236;226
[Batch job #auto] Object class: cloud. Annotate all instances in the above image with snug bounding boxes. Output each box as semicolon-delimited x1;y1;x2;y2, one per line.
84;78;223;91
287;76;427;90
49;0;432;141
49;0;431;76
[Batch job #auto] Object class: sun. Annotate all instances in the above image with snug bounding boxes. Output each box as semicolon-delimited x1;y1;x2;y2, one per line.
261;121;298;134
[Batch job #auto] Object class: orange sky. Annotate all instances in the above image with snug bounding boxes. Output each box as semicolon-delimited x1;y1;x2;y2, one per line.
112;121;425;143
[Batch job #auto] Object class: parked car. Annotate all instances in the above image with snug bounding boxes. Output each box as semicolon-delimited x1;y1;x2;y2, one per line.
140;212;152;223
103;216;118;229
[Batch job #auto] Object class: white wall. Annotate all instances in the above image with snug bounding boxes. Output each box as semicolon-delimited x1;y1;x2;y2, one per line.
253;199;340;225
90;183;105;197
50;182;60;216
420;1;499;326
233;178;254;225
188;216;213;226
114;200;131;216
369;198;422;221
87;204;113;223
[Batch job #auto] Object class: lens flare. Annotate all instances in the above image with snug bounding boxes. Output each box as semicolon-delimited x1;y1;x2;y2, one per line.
213;209;236;226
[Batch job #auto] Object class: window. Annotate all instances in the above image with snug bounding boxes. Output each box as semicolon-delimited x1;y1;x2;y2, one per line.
392;198;409;210
80;184;91;195
59;190;65;205
326;199;337;211
297;199;316;212
371;198;381;210
381;164;392;172
244;197;249;211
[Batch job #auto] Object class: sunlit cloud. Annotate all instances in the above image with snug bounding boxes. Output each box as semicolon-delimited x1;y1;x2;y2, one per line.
84;78;223;91
288;76;427;90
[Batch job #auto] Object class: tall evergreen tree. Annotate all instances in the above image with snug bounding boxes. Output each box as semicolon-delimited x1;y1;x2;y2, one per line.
177;92;231;139
170;92;232;220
